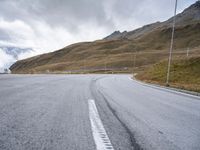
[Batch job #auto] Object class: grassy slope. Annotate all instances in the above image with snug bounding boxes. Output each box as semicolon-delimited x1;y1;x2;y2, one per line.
10;23;200;74
137;56;200;92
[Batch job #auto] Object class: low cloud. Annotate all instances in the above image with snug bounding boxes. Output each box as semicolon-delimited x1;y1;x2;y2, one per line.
0;48;15;72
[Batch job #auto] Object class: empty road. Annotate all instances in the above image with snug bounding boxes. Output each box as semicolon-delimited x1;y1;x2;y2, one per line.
0;74;200;150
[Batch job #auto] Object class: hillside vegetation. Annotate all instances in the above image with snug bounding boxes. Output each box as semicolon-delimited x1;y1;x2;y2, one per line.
137;56;200;92
10;22;200;74
10;1;200;94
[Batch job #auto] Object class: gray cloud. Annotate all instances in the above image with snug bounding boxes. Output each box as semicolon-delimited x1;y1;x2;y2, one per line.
0;0;197;34
0;0;114;33
0;29;11;41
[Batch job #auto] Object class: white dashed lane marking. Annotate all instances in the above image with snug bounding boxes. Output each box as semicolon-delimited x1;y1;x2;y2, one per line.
88;99;114;150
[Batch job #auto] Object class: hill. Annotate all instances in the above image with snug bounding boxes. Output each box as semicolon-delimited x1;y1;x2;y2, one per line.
10;1;200;74
137;56;200;92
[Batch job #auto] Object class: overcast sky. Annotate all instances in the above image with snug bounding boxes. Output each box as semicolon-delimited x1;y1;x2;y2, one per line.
0;0;197;71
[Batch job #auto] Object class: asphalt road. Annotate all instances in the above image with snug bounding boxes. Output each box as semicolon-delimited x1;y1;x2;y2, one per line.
0;74;199;150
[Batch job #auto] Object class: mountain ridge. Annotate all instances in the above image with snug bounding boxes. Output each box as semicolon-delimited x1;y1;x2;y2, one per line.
10;1;200;74
104;1;200;41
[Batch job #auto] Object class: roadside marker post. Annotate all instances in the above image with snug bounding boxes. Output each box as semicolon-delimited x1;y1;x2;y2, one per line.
187;47;190;57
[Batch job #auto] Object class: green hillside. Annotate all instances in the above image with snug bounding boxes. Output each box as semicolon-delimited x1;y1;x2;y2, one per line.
137;56;200;92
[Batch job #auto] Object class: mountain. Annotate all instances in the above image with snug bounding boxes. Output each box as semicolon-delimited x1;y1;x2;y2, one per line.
104;31;128;40
10;1;200;74
104;22;162;40
104;1;200;40
169;0;200;25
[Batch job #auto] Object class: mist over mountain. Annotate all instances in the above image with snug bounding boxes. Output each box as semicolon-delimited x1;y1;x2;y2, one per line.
1;47;33;59
10;1;200;74
0;0;197;73
0;47;33;72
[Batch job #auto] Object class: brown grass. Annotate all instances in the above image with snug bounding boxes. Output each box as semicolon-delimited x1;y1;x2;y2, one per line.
137;56;200;92
10;23;200;75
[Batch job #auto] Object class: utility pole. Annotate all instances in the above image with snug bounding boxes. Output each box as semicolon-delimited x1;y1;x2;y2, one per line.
166;0;178;86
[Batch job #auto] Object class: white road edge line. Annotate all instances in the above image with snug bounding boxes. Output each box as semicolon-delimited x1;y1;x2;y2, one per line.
129;77;200;99
88;99;114;150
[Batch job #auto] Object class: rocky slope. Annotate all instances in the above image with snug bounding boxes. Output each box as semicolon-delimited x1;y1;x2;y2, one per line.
105;1;200;40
